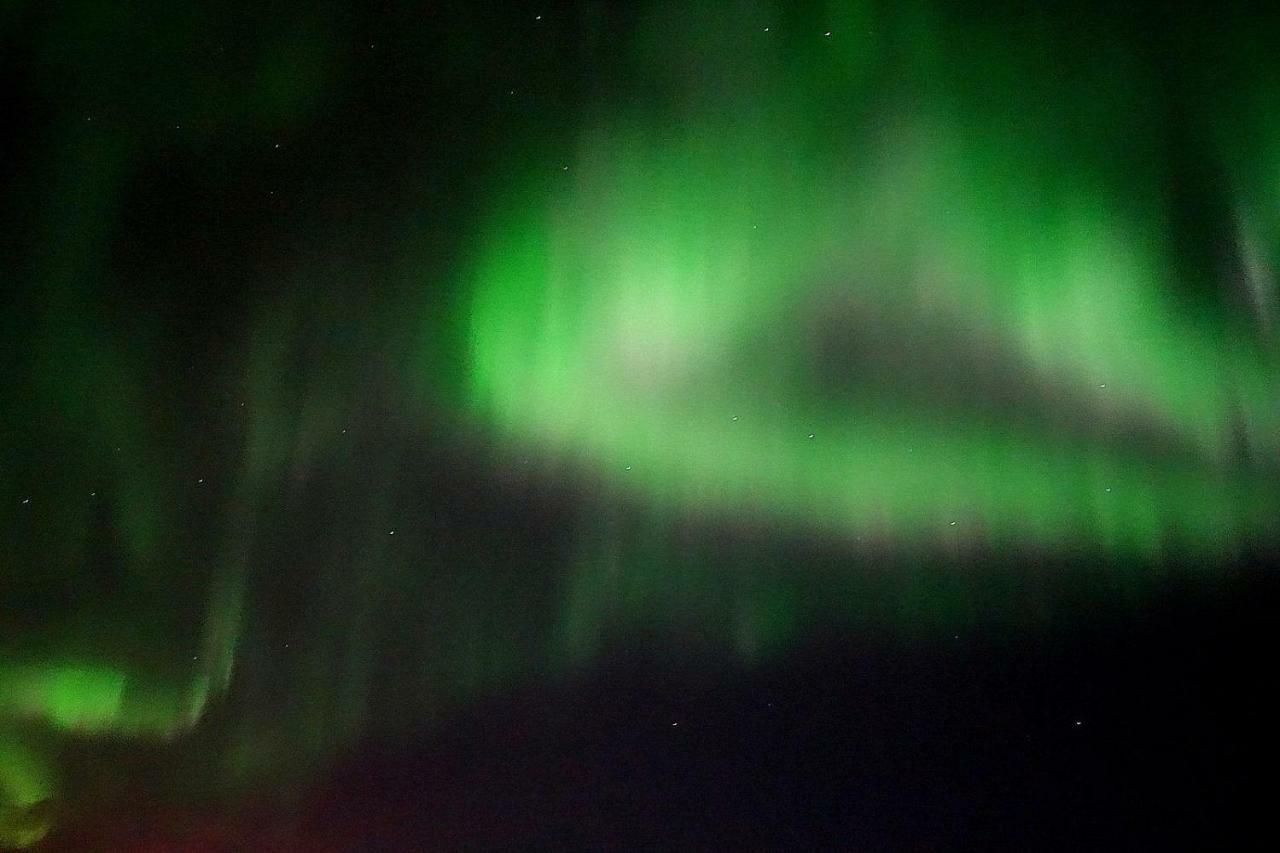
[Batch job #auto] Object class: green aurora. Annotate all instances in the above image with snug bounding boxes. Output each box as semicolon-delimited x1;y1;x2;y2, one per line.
3;1;1279;846
464;7;1280;557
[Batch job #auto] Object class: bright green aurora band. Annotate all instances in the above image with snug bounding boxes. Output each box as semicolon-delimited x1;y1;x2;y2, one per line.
3;1;1280;847
465;10;1280;558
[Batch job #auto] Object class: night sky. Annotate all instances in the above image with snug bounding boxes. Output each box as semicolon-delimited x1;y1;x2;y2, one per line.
2;1;1279;849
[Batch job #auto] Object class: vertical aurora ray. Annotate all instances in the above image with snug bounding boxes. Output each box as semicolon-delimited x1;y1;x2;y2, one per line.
0;2;336;842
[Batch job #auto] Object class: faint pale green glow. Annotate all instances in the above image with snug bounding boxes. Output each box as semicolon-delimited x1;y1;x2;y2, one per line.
0;735;54;848
0;659;223;736
6;665;125;731
0;576;241;844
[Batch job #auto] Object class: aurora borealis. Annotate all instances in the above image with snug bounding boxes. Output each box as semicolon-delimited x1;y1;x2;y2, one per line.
463;2;1280;559
466;112;1279;555
3;1;1279;848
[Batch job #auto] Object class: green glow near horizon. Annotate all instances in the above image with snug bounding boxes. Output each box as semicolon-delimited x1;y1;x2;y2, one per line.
0;567;242;735
0;599;241;846
0;735;55;849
